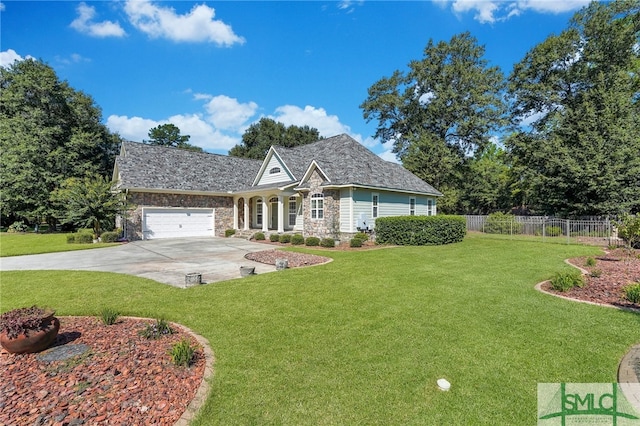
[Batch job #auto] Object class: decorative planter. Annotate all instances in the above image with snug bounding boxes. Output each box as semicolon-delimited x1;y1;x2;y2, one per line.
275;259;288;271
240;266;255;277
0;314;60;354
185;272;202;287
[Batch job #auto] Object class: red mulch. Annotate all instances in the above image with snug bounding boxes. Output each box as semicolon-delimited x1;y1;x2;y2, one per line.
0;317;205;426
542;248;640;310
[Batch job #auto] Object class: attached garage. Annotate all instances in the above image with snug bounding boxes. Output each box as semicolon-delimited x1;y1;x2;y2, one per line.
142;208;214;240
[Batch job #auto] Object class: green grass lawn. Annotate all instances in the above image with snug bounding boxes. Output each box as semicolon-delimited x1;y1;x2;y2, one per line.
1;233;638;424
0;232;119;257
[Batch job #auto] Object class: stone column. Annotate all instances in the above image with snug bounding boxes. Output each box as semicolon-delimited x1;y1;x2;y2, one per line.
243;198;250;231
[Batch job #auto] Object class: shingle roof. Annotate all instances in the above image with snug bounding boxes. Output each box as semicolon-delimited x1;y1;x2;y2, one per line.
115;142;261;193
114;135;442;196
276;134;442;196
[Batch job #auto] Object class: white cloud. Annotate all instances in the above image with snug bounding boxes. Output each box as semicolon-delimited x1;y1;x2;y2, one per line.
70;2;126;38
202;95;258;130
0;3;5;12
270;105;352;139
0;49;33;68
444;0;591;24
54;53;91;66
378;149;401;164
124;0;245;45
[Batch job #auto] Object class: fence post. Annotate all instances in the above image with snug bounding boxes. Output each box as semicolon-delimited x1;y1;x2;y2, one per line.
566;219;570;245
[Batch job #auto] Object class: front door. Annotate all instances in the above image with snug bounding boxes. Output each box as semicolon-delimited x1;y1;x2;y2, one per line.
270;199;278;230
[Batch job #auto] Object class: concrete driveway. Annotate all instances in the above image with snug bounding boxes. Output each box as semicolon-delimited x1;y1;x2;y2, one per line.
0;237;276;287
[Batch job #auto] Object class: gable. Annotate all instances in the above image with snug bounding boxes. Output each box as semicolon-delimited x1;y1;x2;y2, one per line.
253;147;295;186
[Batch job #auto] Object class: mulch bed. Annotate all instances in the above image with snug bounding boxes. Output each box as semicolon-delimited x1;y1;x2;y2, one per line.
0;317;205;426
541;248;640;310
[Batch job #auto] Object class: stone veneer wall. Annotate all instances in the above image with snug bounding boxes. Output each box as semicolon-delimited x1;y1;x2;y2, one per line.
122;192;234;240
302;170;340;238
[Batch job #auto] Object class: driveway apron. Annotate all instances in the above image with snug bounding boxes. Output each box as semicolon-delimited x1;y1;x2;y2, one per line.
0;238;275;287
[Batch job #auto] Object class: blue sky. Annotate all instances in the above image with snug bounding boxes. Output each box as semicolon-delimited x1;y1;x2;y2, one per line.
1;0;592;161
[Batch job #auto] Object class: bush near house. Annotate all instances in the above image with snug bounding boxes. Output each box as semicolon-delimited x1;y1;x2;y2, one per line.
279;234;291;244
254;232;265;241
270;234;280;242
320;238;335;248
291;234;305;245
350;238;363;248
100;231;119;243
375;215;466;246
305;237;320;246
225;229;236;237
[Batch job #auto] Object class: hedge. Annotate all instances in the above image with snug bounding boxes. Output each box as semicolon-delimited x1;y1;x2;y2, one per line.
375;215;466;246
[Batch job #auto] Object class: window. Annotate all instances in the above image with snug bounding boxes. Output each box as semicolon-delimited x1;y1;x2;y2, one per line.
427;199;434;216
311;193;324;219
410;197;416;216
372;194;379;218
256;199;263;225
288;197;297;226
269;167;281;174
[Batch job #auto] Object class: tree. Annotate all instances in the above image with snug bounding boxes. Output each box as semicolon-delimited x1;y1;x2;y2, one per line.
507;0;640;217
0;59;121;228
360;32;507;212
229;117;322;159
144;124;202;152
51;174;124;237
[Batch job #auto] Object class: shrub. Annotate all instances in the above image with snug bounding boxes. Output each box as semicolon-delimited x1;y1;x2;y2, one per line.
225;229;236;237
305;237;320;246
546;226;563;237
291;234;305;245
585;257;597;267
254;232;265;241
270;234;280;242
279;234;291;244
617;214;640;249
74;232;94;244
623;283;640;304
139;318;173;339
7;221;29;233
66;234;76;244
100;231;119;243
350;238;363;248
0;306;54;339
484;212;523;234
320;238;335;248
590;269;602;278
169;338;195;367
354;232;369;242
375;215;466;246
550;270;585;292
99;308;119;325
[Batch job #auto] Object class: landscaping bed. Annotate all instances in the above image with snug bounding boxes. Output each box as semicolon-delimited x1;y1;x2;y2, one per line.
542;248;640;310
0;316;205;426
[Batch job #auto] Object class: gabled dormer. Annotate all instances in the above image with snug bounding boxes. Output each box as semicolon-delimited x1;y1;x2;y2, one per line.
295;160;331;191
252;146;296;186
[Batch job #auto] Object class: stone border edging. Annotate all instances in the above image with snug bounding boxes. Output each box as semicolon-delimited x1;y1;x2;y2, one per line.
120;317;214;426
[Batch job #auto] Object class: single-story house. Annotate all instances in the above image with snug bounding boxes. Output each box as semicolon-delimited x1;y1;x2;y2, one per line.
112;134;442;240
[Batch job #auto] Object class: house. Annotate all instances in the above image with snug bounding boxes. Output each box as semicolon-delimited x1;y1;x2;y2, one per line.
112;134;442;240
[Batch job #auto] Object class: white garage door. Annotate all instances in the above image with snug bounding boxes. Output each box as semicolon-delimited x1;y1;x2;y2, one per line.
142;208;214;240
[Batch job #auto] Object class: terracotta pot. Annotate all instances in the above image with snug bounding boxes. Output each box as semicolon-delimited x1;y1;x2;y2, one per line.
0;315;60;354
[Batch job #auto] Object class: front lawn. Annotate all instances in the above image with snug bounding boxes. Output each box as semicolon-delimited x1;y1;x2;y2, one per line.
1;234;638;424
0;233;119;257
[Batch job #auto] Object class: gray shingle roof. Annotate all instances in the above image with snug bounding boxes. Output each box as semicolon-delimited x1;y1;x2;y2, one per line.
115;142;261;193
276;134;442;196
115;135;442;196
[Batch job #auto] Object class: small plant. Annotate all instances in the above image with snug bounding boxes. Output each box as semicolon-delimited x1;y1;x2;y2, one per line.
74;232;94;244
100;231;119;243
320;238;335;248
99;308;119;325
225;229;236;237
254;232;265;241
354;232;369;242
270;234;280;242
7;221;29;233
305;237;320;246
550;270;585;292
546;226;563;237
589;269;602;278
350;238;363;248
139;318;173;339
279;234;291;244
623;283;640;304
0;306;54;339
585;257;597;267
169;338;196;367
291;234;305;245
